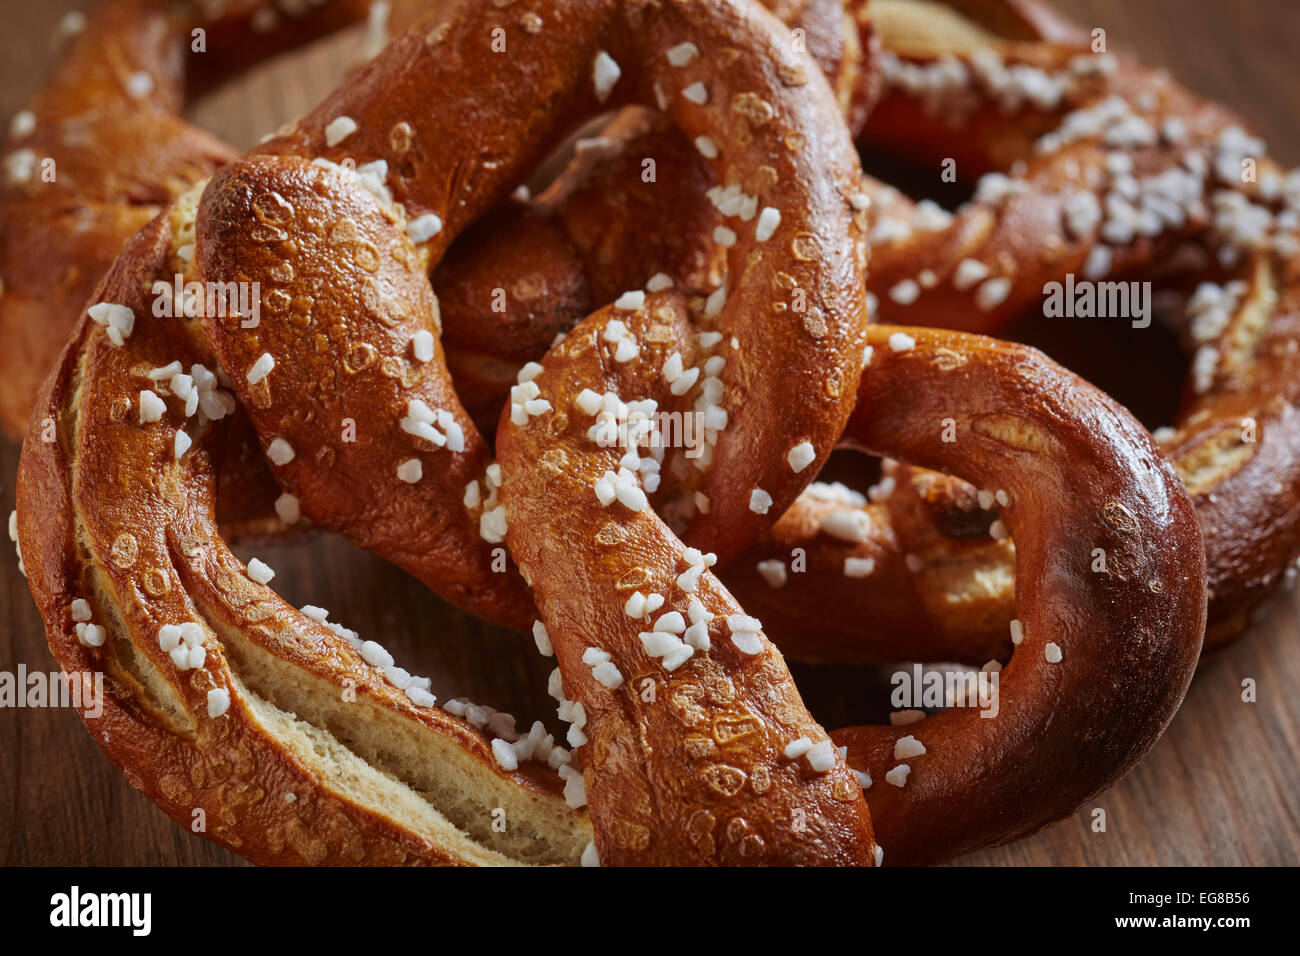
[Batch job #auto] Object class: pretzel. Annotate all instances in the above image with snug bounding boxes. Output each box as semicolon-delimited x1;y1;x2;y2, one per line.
16;0;904;866
0;0;378;439
5;0;1219;865
414;0;1300;656
499;316;1204;865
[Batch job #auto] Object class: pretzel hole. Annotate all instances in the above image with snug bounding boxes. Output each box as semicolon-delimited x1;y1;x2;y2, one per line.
858;149;975;211
1003;295;1185;432
521;113;625;195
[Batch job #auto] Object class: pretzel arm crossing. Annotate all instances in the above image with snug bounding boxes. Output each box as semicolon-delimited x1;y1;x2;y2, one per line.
199;0;871;588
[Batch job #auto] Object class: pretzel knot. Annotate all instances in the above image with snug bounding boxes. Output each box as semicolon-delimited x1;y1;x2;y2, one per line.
427;0;1300;659
13;0;1206;866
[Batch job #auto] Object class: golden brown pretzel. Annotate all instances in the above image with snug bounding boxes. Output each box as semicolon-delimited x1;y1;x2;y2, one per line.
0;0;376;439
413;0;1300;657
18;0;894;866
499;312;1204;865
408;0;1196;868
3;0;1216;869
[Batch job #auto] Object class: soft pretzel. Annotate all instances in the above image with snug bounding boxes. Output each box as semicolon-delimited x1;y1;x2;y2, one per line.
411;0;1300;656
499;314;1204;865
412;0;1202;864
17;0;889;866
0;0;376;439
6;0;1212;867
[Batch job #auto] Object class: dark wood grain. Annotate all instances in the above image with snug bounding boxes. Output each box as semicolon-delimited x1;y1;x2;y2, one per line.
1;0;1297;866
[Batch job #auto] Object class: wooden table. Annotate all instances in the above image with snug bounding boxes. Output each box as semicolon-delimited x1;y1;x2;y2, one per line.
2;0;1297;866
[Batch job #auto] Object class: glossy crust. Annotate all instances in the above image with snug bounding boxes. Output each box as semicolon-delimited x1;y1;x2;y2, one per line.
8;4;1293;651
811;0;1300;651
419;0;875;427
497;307;1204;865
197;154;538;629
499;299;878;865
6;0;1216;867
18;215;589;866
491;0;879;862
